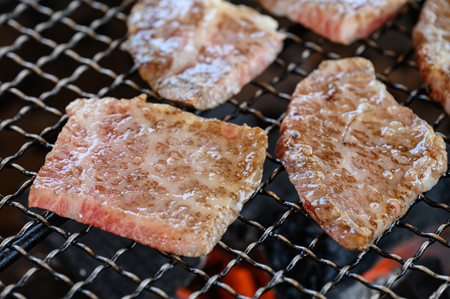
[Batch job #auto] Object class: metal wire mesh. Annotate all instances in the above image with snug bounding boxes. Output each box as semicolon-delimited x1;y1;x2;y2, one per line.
1;0;450;298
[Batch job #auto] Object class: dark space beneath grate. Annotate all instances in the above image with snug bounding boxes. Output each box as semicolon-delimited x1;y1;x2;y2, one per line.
0;0;450;298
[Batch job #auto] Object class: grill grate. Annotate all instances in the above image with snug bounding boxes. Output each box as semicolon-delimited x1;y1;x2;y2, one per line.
1;0;450;298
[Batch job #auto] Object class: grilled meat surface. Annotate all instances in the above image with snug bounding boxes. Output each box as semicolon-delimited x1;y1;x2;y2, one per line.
276;58;448;250
257;0;408;45
126;0;284;110
413;0;450;114
29;95;268;257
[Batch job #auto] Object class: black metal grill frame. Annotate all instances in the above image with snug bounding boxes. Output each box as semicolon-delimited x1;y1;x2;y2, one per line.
1;0;450;298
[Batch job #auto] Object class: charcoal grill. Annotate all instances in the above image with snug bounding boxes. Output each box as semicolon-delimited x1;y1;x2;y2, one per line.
1;0;450;298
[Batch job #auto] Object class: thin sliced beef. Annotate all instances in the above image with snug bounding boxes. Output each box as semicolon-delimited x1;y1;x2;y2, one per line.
413;0;450;114
276;58;447;250
29;95;268;257
126;0;284;110
257;0;408;45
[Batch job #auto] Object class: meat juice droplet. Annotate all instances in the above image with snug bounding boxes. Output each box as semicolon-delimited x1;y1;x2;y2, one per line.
394;201;400;218
383;171;393;179
221;123;238;139
388;199;401;218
